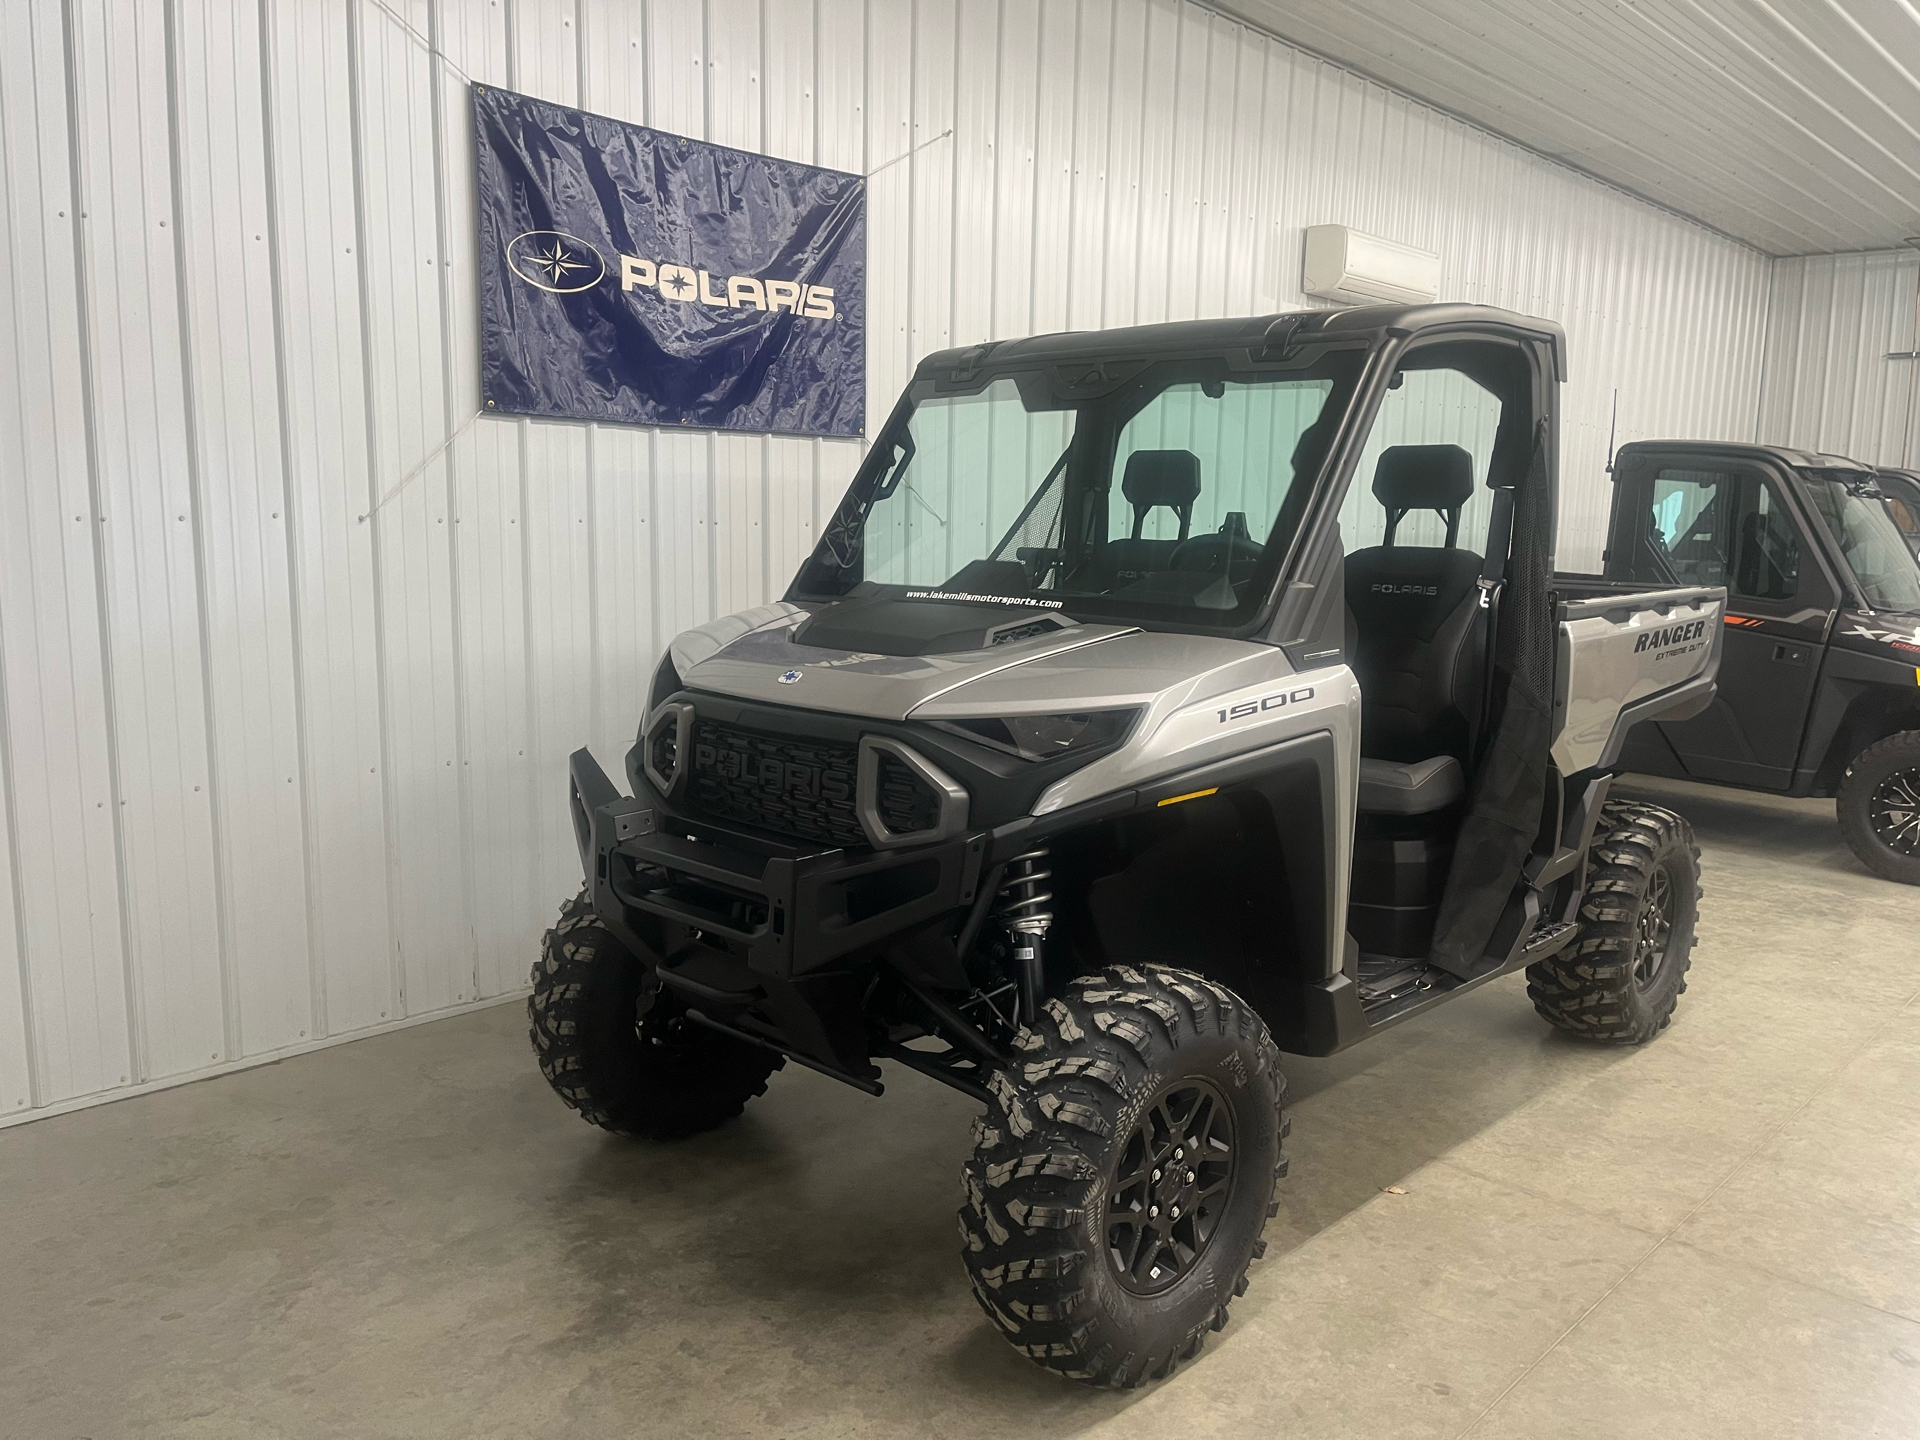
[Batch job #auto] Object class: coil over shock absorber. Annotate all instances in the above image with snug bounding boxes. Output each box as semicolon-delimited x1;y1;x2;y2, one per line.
997;847;1053;1027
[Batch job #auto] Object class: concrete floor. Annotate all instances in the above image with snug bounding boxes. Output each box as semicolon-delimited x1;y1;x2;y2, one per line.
3;776;1919;1440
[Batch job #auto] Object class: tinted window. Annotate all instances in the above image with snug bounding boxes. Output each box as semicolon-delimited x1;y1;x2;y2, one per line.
1732;482;1800;601
1109;380;1333;551
1341;366;1504;554
1646;469;1730;586
1879;473;1920;551
1803;470;1920;613
795;350;1367;628
1626;466;1799;602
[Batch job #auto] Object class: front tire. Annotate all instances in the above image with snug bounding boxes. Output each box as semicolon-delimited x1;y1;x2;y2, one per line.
959;965;1287;1388
1527;800;1700;1043
1837;731;1920;886
528;889;783;1138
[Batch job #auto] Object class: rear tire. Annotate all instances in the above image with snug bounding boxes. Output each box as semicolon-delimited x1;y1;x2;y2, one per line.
528;889;783;1138
1527;800;1699;1044
959;965;1287;1388
1837;731;1920;886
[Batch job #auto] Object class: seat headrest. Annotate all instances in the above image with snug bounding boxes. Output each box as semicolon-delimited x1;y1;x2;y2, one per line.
1122;450;1201;510
1372;445;1475;512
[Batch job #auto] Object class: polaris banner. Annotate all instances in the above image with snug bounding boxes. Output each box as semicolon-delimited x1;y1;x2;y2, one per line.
474;85;865;437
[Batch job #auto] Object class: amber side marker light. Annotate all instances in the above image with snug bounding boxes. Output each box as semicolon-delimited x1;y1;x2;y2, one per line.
1157;787;1219;807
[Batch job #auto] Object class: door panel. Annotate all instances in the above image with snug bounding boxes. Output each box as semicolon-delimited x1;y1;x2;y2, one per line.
1613;458;1831;788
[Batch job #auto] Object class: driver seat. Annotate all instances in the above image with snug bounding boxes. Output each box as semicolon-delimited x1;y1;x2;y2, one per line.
1107;450;1200;583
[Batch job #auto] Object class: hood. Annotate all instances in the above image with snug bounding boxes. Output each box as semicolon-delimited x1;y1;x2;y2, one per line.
670;603;1274;723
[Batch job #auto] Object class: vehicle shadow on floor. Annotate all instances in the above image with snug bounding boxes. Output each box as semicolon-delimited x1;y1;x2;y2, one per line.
1614;774;1863;876
534;967;1634;1434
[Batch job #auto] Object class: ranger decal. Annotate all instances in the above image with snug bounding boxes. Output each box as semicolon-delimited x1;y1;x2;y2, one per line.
1634;619;1709;655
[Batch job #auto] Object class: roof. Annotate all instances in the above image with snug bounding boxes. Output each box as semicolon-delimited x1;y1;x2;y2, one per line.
1614;439;1878;472
914;303;1569;379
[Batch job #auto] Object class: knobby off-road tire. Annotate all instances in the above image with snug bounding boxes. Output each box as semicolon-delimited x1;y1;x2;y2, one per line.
1527;800;1700;1044
528;889;782;1138
1837;731;1920;886
960;965;1288;1388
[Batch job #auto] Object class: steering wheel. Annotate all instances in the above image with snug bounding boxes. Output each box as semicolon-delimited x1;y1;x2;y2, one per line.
1171;532;1265;585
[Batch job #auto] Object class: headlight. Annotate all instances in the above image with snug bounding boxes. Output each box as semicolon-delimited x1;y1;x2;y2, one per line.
932;709;1138;762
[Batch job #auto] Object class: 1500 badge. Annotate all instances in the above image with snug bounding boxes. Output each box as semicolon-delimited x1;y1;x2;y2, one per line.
1217;687;1315;723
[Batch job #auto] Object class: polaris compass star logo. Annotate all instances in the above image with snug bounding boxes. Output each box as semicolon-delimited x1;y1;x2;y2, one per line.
503;231;839;318
778;669;804;684
505;231;607;293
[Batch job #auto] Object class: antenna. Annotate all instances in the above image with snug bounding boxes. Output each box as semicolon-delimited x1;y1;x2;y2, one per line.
1605;387;1619;473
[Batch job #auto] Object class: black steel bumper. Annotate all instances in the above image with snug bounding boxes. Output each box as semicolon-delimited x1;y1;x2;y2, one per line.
568;748;987;1083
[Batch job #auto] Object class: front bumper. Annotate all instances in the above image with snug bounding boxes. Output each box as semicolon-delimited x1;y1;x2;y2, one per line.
568;748;987;1080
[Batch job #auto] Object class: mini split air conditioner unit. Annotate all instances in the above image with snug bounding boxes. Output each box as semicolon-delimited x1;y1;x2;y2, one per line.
1302;224;1441;306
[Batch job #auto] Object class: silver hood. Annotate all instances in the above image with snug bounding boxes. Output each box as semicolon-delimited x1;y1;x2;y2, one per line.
670;605;1297;724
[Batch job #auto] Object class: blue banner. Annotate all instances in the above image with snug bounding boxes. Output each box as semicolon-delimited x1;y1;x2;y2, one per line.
474;85;865;437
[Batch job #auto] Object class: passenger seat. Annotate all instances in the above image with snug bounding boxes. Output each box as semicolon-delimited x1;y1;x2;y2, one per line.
1345;444;1488;813
1106;450;1200;583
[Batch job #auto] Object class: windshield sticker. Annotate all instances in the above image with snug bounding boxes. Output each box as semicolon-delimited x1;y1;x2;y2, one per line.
903;589;1065;608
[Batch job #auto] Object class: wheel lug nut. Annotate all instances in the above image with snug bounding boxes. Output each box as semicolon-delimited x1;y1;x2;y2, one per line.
1186;1170;1196;1184
1149;1204;1159;1218
1174;1147;1184;1160
1171;1205;1181;1218
1152;1168;1161;1182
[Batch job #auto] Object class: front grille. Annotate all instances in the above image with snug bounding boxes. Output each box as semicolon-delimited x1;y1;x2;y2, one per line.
876;752;940;834
687;720;865;848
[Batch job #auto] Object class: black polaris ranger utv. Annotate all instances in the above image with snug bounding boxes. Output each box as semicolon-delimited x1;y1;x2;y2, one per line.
1586;441;1920;884
534;304;1723;1386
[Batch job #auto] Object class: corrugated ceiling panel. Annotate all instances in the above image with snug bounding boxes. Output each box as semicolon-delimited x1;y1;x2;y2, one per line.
1;0;1797;1125
1223;0;1920;255
1759;249;1920;468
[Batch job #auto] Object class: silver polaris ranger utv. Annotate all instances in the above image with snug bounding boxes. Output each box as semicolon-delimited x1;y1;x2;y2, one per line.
536;303;1725;1386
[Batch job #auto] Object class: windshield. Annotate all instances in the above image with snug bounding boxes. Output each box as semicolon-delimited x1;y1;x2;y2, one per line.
1803;470;1920;613
793;350;1365;627
1879;472;1920;556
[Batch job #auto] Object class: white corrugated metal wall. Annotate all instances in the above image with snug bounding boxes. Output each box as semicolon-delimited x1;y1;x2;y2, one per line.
0;0;1775;1125
1758;249;1920;470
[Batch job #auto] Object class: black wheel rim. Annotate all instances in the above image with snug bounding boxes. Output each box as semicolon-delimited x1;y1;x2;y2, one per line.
1632;865;1675;991
1869;769;1920;857
1105;1079;1235;1296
